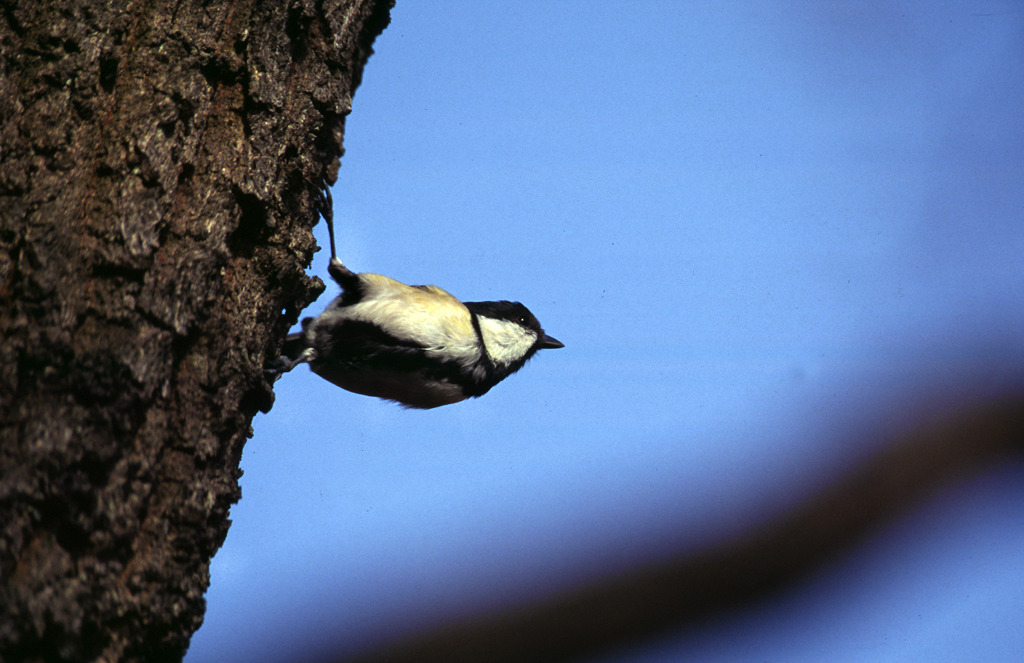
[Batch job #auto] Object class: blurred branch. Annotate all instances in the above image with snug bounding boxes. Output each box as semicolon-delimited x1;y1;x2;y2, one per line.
341;393;1024;663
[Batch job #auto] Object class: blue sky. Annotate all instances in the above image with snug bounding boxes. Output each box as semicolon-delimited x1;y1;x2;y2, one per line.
187;2;1024;661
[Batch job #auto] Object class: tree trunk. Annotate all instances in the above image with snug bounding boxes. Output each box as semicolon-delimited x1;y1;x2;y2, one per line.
0;1;392;660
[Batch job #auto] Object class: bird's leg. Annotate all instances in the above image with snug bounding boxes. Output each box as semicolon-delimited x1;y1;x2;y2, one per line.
318;182;360;290
264;356;296;378
327;257;359;289
264;347;315;378
317;185;338;262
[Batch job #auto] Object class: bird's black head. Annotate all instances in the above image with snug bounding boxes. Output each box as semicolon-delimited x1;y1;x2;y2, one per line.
464;300;563;378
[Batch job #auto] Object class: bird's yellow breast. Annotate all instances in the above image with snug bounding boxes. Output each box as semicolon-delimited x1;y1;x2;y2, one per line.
338;273;481;372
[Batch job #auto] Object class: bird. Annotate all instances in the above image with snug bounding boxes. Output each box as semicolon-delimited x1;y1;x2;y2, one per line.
266;196;563;408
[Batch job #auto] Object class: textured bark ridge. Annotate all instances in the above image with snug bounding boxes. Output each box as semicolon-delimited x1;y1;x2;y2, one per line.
0;1;392;660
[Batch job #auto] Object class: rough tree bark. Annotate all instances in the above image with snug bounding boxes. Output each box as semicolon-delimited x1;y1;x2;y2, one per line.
0;1;392;660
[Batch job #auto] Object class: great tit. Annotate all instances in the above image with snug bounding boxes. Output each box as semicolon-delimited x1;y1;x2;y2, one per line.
267;205;563;408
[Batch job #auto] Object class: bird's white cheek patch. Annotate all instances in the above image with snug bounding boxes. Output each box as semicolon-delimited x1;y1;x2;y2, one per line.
477;317;537;367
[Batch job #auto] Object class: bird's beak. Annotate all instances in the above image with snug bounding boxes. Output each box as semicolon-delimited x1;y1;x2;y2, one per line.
539;334;564;350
